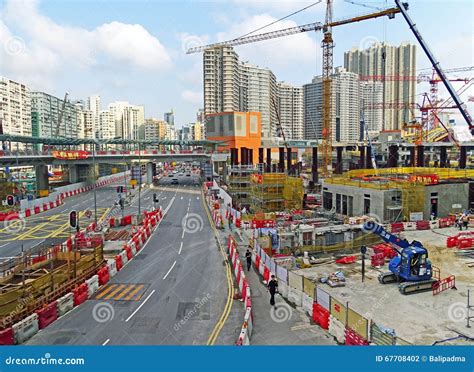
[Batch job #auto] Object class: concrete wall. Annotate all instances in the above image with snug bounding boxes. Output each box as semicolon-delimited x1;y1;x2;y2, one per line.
322;182;401;222
424;182;469;218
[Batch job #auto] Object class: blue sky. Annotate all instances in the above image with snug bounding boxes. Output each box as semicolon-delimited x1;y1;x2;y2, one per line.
0;0;472;127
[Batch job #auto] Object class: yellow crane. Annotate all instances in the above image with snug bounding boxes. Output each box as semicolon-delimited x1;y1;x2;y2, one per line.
187;2;403;177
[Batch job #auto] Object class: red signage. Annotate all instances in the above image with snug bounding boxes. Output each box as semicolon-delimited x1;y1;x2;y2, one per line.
52;151;89;160
409;174;439;185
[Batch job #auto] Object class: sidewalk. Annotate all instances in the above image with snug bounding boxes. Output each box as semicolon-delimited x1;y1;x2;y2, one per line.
216;212;336;345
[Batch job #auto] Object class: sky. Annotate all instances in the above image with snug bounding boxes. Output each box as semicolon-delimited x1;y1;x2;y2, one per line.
0;0;472;128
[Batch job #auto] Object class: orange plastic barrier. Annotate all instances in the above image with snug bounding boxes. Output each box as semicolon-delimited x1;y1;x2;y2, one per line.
124;246;133;260
263;266;270;283
36;301;58;329
115;255;123;271
312;303;330;329
0;327;14;345
73;284;88;306
98;266;110;286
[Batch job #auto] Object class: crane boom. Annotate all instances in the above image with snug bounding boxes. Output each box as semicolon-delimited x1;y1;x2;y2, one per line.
186;6;401;54
395;0;473;129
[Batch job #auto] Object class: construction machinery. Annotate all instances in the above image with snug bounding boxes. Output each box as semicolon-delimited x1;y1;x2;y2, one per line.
362;220;436;295
187;2;403;177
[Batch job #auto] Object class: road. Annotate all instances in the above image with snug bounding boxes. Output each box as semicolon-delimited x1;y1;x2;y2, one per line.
0;175;155;261
26;174;237;345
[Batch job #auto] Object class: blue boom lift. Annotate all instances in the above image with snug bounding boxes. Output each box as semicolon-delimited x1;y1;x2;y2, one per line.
362;220;437;294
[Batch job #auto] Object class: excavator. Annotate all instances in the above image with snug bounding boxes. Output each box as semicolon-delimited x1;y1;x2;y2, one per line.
362;220;437;294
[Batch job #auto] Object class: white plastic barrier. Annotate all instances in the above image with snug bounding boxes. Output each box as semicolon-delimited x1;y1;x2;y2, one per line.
120;250;129;266
258;261;264;276
85;275;99;298
278;281;289;298
316;286;331;311
302;293;314;317
12;313;39;344
430;220;440;229
328;314;346;344
107;259;117;277
238;272;245;294
130;242;137;256
288;287;303;307
57;293;74;317
244;307;253;338
237;328;250;346
403;221;417;231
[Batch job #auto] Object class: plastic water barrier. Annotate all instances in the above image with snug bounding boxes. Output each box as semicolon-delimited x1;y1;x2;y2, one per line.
57;293;74;317
12;313;39;344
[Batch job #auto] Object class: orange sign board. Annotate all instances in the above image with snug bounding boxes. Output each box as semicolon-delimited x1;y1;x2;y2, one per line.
52;150;89;160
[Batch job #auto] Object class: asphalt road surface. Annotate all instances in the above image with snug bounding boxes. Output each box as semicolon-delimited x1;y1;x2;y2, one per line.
26;174;235;345
0;176;155;261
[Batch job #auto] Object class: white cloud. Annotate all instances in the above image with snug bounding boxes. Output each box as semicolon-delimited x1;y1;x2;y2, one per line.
0;0;171;88
181;90;202;104
216;14;319;70
232;0;326;13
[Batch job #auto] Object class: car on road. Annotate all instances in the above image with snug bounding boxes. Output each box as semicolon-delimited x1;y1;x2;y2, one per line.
168;174;173;177
186;173;191;177
171;178;179;184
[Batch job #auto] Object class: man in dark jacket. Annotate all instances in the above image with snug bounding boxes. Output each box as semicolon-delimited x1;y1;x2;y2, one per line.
267;275;278;307
245;249;252;271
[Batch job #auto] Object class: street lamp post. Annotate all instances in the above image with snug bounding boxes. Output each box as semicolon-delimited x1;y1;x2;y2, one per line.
138;142;141;216
93;141;98;226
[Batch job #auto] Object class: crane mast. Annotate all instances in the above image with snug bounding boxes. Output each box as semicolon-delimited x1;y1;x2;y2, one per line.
321;0;334;178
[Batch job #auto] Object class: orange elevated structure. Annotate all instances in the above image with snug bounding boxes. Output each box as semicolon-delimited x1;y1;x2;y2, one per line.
206;112;261;164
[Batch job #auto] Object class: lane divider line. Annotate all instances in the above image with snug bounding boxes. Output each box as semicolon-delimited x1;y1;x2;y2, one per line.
163;261;177;280
178;242;183;255
102;339;110;346
125;289;156;322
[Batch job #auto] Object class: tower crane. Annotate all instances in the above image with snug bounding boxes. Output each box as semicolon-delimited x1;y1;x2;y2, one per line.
187;2;404;177
54;92;69;138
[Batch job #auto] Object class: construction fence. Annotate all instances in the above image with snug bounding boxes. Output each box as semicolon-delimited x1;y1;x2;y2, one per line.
251;238;412;346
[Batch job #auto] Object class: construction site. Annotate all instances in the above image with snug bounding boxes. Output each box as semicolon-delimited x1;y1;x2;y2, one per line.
196;0;474;347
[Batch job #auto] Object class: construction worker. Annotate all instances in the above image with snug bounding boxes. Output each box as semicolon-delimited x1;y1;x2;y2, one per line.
267;275;278;307
245;249;252;271
463;214;469;230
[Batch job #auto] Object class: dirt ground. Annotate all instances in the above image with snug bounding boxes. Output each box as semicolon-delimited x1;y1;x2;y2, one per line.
294;227;474;345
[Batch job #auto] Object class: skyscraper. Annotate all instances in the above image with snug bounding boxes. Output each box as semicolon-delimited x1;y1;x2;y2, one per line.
277;82;304;140
109;101;145;140
164;110;174;126
203;46;302;140
344;42;416;130
87;95;101;138
0;77;31;149
304;67;361;143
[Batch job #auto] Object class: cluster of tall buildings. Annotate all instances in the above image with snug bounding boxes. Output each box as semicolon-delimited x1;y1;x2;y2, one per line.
203;42;417;142
0;77;187;149
203;46;304;140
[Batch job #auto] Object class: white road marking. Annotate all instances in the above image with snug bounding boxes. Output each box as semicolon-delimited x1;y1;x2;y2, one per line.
0;243;9;248
163;261;177;280
180;196;183;200
125;289;156;323
178;241;183;255
30;240;45;249
196;197;199;200
102;339;110;346
181;229;185;238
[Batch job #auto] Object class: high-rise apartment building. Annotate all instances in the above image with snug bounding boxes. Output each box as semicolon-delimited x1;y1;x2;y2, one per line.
203;46;302;140
277;83;304;140
164;110;175;126
303;67;361;142
98;110;115;139
361;81;383;135
344;42;416;130
0;77;32;149
87;95;101;138
31;92;79;139
109;101;145;140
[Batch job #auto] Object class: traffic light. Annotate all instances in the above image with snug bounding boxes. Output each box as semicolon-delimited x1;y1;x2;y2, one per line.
69;210;77;228
6;195;14;206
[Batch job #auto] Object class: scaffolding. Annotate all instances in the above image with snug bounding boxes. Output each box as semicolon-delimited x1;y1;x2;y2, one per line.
250;173;304;213
228;165;254;208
